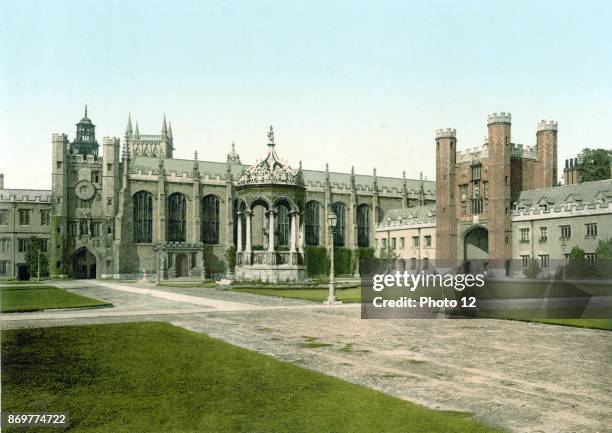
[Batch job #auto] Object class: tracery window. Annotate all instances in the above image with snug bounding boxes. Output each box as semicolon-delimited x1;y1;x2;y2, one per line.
331;202;346;246
305;201;320;246
201;195;220;244
168;193;187;242
275;203;290;247
133;191;153;243
357;204;370;247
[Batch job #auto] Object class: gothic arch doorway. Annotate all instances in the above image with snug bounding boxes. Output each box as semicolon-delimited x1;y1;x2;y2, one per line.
74;248;97;279
463;226;488;274
175;254;188;277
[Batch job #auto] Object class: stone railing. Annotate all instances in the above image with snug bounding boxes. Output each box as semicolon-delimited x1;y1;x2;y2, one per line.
237;250;303;266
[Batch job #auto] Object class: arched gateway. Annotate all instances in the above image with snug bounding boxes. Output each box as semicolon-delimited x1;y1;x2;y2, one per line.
463;225;488;274
234;126;307;282
73;248;97;279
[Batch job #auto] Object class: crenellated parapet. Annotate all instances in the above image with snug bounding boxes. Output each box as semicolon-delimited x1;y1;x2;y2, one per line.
435;128;456;139
537;120;558;132
487;112;511;125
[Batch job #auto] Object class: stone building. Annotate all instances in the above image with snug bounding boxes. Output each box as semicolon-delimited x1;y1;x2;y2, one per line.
435;113;559;274
375;204;436;271
375;112;612;276
0;180;52;279
0;107;436;280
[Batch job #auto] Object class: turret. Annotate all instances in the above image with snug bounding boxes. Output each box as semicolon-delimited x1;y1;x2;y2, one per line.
435;127;457;267
486;112;512;272
535;120;558;188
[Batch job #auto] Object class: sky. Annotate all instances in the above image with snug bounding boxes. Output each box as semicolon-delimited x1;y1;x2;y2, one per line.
1;0;611;189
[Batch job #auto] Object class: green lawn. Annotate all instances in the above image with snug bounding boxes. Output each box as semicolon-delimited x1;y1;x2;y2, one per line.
1;322;502;433
0;285;111;313
159;281;218;288
233;287;362;303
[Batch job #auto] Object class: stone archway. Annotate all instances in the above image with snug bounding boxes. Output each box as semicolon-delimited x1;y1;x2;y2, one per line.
175;253;188;277
74;248;97;279
463;226;488;274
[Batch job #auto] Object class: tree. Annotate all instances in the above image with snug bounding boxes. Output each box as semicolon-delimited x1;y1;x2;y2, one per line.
565;246;587;277
577;148;612;183
595;238;612;277
522;257;541;279
25;237;49;280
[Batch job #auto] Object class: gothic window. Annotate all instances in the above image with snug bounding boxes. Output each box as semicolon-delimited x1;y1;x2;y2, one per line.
167;193;187;242
201;195;220;244
305;201;320;246
331;202;346;246
275;203;290;247
133;191;153;243
357;204;370;247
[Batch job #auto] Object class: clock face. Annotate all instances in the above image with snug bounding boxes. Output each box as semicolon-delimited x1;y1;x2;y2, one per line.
75;180;95;200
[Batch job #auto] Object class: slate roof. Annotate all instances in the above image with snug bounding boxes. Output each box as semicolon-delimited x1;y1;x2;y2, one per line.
131;155;436;193
516;179;612;208
383;205;436;221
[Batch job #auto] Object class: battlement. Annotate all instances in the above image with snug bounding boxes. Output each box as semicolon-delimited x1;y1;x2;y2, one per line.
52;133;68;142
435;128;456;139
456;145;489;163
537;120;558;132
511;143;537;159
512;201;612;221
487;112;511;125
103;137;120;145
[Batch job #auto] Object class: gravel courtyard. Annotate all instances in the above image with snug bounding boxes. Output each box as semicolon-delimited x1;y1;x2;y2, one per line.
2;280;610;433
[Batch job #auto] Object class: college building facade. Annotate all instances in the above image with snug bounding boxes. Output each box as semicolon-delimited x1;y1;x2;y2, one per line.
375;113;612;277
0;108;434;280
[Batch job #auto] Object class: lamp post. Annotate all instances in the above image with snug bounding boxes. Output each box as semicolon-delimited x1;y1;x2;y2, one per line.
325;212;341;305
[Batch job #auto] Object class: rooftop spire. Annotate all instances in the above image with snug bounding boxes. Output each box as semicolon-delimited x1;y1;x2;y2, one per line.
267;125;275;147
125;113;133;136
134;121;140;138
84;104;88;118
168;121;173;140
161;114;168;138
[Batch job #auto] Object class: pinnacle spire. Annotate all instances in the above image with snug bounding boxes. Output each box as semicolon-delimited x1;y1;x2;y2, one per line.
125;113;133;136
161;114;168;138
134;121;140;137
267;125;275;146
84;104;88;118
168;122;173;140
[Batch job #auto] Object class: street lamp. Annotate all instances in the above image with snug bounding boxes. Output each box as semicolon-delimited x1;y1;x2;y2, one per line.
325;212;341;305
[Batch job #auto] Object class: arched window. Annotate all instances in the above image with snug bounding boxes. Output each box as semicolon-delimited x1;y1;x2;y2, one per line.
133;191;153;243
331;202;346;246
275;203;290;247
168;193;187;242
357;204;370;247
305;201;320;246
201;195;220;244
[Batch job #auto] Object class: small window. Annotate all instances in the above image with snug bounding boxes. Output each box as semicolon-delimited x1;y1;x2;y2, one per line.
0;238;9;253
539;255;549;268
585;223;597;238
521;255;530;268
18;238;29;252
560;225;571;239
41;210;50;226
540;227;548;242
520;228;530;241
107;163;113;173
585;253;597;265
399;237;405;248
425;235;432;247
0;261;8;275
19;209;30;225
412;236;419;248
391;238;397;249
381;238;387;249
56;161;62;169
0;209;8;225
91;171;100;184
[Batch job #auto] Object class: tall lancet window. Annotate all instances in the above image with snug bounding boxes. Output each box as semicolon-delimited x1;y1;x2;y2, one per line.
201;195;220;244
331;202;346;246
133;191;153;243
168;193;187;242
357;204;370;247
305;201;320;246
